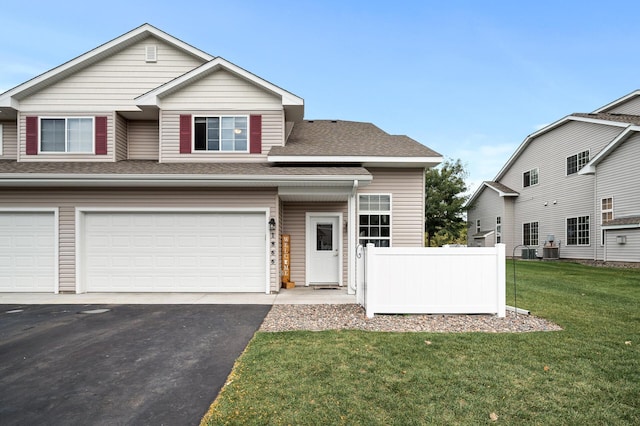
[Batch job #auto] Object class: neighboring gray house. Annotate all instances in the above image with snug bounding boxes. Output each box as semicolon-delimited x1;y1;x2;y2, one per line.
467;91;640;263
0;24;442;294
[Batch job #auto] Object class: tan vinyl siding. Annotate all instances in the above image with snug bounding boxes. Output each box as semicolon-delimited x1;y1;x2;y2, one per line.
501;121;622;259
358;168;424;247
128;120;159;160
115;113;127;161
159;69;283;110
604;96;640;115
596;132;640;262
160;110;283;162
0;121;17;159
0;188;279;292
58;206;75;292
17;112;116;162
282;202;348;286
18;37;205;112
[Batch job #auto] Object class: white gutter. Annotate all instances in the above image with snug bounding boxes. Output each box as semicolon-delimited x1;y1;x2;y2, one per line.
0;173;373;187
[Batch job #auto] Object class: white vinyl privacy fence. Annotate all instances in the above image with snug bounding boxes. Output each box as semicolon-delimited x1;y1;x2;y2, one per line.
357;244;506;318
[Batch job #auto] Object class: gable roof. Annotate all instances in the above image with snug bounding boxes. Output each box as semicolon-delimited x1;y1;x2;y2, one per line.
268;120;442;167
0;24;213;109
593;90;640;113
579;124;640;174
135;57;304;122
466;181;518;207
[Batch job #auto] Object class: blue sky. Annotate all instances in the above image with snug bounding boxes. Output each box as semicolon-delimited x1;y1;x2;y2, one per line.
2;1;640;192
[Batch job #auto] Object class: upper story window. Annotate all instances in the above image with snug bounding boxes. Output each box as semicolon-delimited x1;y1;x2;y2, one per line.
567;216;589;246
359;194;391;247
0;123;3;156
40;117;93;153
566;150;589;175
601;197;613;246
496;216;502;243
523;168;539;187
194;116;247;152
523;221;539;246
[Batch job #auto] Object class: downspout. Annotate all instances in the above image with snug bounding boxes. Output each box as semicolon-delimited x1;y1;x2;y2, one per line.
594;170;598;261
348;179;359;294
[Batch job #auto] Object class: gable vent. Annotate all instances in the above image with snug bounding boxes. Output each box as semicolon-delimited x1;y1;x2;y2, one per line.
145;45;157;63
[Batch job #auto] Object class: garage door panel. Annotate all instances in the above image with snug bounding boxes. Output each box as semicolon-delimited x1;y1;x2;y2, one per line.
83;212;266;292
0;212;56;292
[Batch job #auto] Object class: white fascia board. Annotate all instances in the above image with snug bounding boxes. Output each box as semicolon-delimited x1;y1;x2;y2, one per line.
268;155;442;167
602;223;640;230
0;24;213;107
579;125;639;175
494;115;630;181
136;57;303;107
0;173;372;187
593;90;640;113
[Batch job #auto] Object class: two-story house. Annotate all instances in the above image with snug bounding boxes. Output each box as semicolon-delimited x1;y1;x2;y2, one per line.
0;24;442;294
467;91;640;263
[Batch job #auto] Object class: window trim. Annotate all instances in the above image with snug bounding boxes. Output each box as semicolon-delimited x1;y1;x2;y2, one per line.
523;221;539;246
566;150;590;176
38;116;95;154
566;215;590;246
0;123;3;156
523;167;539;188
496;216;502;244
358;193;392;247
191;115;250;153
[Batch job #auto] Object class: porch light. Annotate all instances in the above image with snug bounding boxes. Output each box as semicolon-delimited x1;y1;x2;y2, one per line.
268;218;276;231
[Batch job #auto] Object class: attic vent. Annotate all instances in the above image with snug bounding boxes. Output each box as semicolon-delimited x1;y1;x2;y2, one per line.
145;45;157;63
331;120;337;123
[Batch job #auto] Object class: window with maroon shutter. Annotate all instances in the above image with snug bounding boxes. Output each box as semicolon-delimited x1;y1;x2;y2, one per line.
26;116;38;155
180;114;192;153
250;115;262;154
95;116;107;155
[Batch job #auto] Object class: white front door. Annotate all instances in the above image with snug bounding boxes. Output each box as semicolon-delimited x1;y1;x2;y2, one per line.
306;213;341;285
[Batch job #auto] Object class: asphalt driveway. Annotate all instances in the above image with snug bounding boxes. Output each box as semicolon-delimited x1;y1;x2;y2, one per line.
0;304;271;425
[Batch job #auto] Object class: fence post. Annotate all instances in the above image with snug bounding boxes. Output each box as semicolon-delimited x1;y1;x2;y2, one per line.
365;243;375;318
496;243;506;317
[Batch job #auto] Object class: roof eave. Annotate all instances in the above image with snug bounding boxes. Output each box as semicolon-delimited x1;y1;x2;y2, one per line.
267;155;443;168
0;173;372;187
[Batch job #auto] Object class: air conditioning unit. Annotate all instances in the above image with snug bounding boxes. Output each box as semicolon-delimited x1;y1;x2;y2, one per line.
521;248;537;259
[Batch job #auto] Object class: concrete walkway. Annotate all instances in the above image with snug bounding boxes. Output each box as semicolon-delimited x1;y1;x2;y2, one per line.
0;286;357;305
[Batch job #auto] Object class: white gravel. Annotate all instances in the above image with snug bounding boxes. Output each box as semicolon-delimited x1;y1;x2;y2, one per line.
259;304;563;333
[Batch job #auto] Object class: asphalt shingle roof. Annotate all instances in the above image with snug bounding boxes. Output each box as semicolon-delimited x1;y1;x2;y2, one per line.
0;160;371;177
571;113;640;126
603;216;640;227
484;181;519;195
270;120;441;158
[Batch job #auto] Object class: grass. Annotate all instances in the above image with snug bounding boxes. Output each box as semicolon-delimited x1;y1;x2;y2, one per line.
202;261;639;425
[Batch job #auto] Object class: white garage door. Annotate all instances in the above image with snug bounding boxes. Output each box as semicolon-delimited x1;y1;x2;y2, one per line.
83;212;266;292
0;212;56;292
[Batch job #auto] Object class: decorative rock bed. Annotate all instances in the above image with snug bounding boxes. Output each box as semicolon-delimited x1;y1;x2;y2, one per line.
259;304;562;333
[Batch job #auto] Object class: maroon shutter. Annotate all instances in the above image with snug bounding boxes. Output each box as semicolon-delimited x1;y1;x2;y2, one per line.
26;116;38;155
95;116;107;155
179;114;192;153
249;115;262;154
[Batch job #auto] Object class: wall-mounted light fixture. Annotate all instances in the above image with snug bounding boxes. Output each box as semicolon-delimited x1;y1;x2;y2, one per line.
268;218;276;231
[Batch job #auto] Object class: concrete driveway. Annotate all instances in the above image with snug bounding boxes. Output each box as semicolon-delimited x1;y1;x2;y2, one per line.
0;304;271;425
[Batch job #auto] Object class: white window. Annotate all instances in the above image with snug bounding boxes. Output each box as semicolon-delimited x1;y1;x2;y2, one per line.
523;168;539;187
194;116;248;152
40;117;93;153
601;198;613;246
496;216;502;243
523;222;538;246
566;150;589;175
358;194;391;247
567;216;589;246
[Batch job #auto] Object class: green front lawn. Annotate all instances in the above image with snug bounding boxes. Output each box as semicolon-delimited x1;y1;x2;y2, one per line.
203;261;639;425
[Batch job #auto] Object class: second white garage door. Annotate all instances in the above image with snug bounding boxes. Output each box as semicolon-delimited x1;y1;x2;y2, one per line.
82;212;266;292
